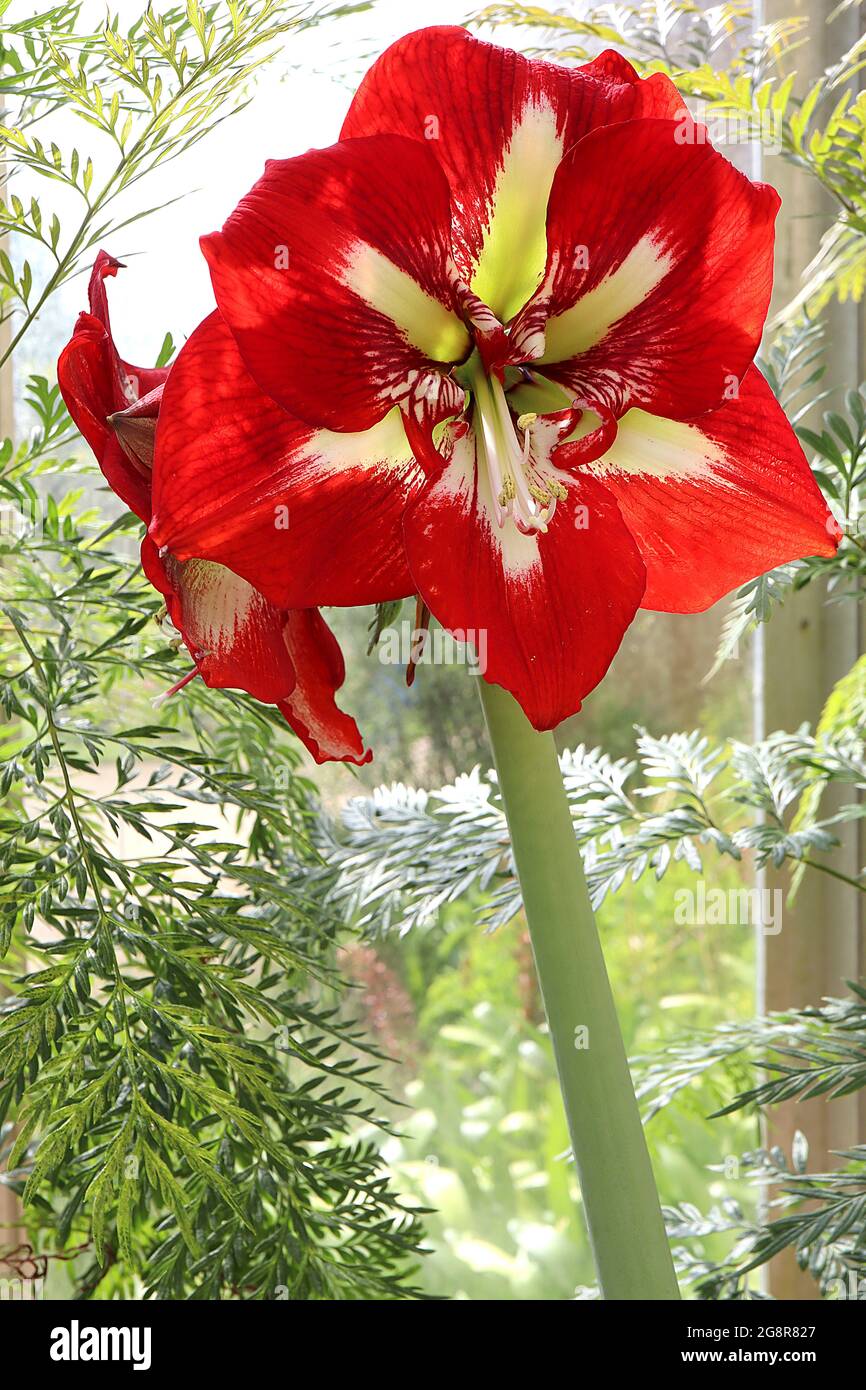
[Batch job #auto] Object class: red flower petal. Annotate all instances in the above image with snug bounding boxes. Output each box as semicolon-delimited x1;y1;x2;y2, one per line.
403;427;646;730
86;252;169;407
141;542;369;763
142;540;297;702
57;252;169;520
278;610;371;765
575;365;840;612
60;260;369;765
514;118;779;420
341;26;686;323
150;311;420;608
100;434;153;524
58;311;156;522
58;313;114;459
201;135;469;433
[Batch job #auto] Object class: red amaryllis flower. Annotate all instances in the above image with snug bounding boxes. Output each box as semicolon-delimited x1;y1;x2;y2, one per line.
57;251;370;764
150;27;840;731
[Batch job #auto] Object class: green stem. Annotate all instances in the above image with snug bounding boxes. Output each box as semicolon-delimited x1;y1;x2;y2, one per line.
478;679;679;1300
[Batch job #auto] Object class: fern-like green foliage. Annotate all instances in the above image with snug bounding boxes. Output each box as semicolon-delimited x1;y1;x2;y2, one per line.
0;375;425;1304
640;988;866;1298
559;991;866;1297
303;725;864;939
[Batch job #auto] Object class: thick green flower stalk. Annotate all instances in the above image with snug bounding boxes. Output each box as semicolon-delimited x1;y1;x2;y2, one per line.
479;680;680;1300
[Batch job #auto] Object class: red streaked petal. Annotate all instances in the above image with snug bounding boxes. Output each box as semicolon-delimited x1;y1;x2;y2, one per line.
279;610;371;765
141;541;297;703
514;118;779;420
577;366;840;612
151;311;419;609
403;426;645;731
202;135;469;433
141;542;369;763
341;26;686;323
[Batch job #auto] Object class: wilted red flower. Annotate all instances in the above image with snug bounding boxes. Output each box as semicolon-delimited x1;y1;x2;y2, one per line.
150;27;840;730
58;252;370;764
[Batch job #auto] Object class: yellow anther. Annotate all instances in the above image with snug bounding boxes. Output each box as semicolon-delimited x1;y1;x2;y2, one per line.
529;483;552;505
498;475;516;507
517;412;538;431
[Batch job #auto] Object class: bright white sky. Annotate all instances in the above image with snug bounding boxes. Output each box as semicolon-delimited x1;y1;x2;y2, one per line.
23;0;475;368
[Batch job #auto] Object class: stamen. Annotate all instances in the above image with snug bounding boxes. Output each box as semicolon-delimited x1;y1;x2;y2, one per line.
528;483;552;505
498;474;516;508
469;361;567;535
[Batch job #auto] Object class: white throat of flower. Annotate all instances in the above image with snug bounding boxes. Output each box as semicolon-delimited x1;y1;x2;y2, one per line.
467;358;566;535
